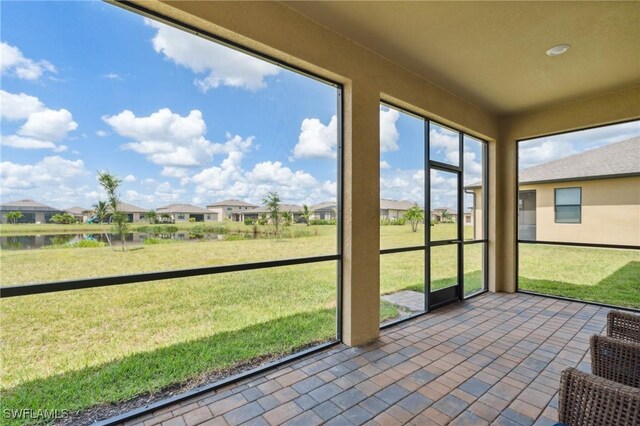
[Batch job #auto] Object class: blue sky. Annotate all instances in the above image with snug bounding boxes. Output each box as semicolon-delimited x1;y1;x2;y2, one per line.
1;1;340;209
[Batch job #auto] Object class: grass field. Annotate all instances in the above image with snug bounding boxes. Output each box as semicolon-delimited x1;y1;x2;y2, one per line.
0;222;636;424
518;244;640;308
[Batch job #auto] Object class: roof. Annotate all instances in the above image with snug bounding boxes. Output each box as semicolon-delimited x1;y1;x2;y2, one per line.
519;137;639;184
206;199;258;208
244;204;304;214
432;208;458;215
65;207;86;215
116;202;148;213
156;203;210;214
380;199;417;210
311;201;337;211
0;199;62;212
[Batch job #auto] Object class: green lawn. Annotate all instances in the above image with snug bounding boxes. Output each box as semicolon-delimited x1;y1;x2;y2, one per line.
518;244;640;308
1;223;636;424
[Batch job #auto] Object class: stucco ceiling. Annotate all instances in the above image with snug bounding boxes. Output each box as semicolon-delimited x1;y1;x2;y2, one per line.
282;1;640;116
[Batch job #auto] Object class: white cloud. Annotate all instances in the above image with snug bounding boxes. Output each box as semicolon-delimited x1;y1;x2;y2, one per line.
18;108;77;141
0;90;44;120
380;108;400;152
291;115;338;160
0;156;93;206
430;126;459;164
145;19;280;92
0;90;77;151
96;130;108;137
518;140;577;170
0;42;56;80
104;73;122;80
104;107;254;179
123;174;136;183
380;160;391;169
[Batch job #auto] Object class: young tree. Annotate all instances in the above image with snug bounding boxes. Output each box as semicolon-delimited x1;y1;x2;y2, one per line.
282;211;293;226
5;211;23;224
98;171;129;251
263;191;281;237
257;213;268;226
144;210;157;224
301;204;313;226
4;211;19;224
160;213;171;223
403;205;425;233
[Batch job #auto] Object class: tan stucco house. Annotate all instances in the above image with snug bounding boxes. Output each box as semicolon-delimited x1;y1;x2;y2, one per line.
156;204;215;223
0;199;64;224
207;199;258;222
468;137;640;245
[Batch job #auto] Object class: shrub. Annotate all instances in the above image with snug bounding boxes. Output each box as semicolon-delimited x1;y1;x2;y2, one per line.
188;217;196;223
143;238;173;245
244;218;254;225
51;213;77;224
73;240;107;248
380;217;405;226
309;219;336;225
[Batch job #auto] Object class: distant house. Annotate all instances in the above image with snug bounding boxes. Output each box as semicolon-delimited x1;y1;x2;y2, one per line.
116;202;148;223
0;199;64;224
380;199;416;220
65;207;86;223
310;201;337;221
242;204;304;223
207;199;258;222
431;208;457;223
156;204;215;223
467;136;640;245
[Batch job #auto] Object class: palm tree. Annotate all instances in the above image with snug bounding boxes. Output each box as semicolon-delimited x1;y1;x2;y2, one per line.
282;211;293;226
404;205;425;232
93;201;109;224
301;204;312;226
144;210;157;224
263;192;281;237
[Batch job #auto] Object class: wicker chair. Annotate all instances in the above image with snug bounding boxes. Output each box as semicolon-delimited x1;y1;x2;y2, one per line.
607;310;640;343
559;368;640;426
591;335;640;388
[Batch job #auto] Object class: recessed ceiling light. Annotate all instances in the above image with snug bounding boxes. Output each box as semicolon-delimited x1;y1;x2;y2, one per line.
546;44;571;57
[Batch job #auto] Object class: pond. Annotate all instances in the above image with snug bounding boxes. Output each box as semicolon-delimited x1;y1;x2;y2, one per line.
0;232;228;250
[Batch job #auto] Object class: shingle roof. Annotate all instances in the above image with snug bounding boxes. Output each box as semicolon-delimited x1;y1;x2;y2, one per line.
157;204;210;214
519;137;639;184
380;199;417;210
65;207;86;215
116;202;148;213
0;199;62;212
206;199;258;208
311;201;337;211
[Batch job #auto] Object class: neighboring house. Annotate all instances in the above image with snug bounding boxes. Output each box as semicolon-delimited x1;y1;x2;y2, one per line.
65;207;86;223
310;201;337;221
0;199;64;224
467;136;640;245
242;204;304;223
380;199;416;220
207;199;258;222
463;211;473;226
156;204;215;223
431;208;457;223
115;202;148;223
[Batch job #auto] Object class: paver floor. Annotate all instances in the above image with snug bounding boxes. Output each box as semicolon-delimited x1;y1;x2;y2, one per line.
119;292;609;426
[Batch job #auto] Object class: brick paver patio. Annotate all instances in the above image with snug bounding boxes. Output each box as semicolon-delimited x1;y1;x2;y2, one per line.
120;292;608;426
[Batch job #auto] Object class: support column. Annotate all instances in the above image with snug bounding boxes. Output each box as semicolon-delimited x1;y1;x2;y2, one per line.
342;81;381;346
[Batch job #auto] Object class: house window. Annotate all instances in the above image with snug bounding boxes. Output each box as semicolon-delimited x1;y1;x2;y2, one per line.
177;214;185;220
555;187;581;223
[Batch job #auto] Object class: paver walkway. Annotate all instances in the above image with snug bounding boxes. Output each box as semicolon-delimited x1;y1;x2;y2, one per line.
381;290;424;312
120;292;608;426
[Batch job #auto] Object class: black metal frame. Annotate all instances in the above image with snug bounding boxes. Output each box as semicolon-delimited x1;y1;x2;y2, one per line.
515;119;640;309
3;1;346;423
379;101;490;320
554;187;582;224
